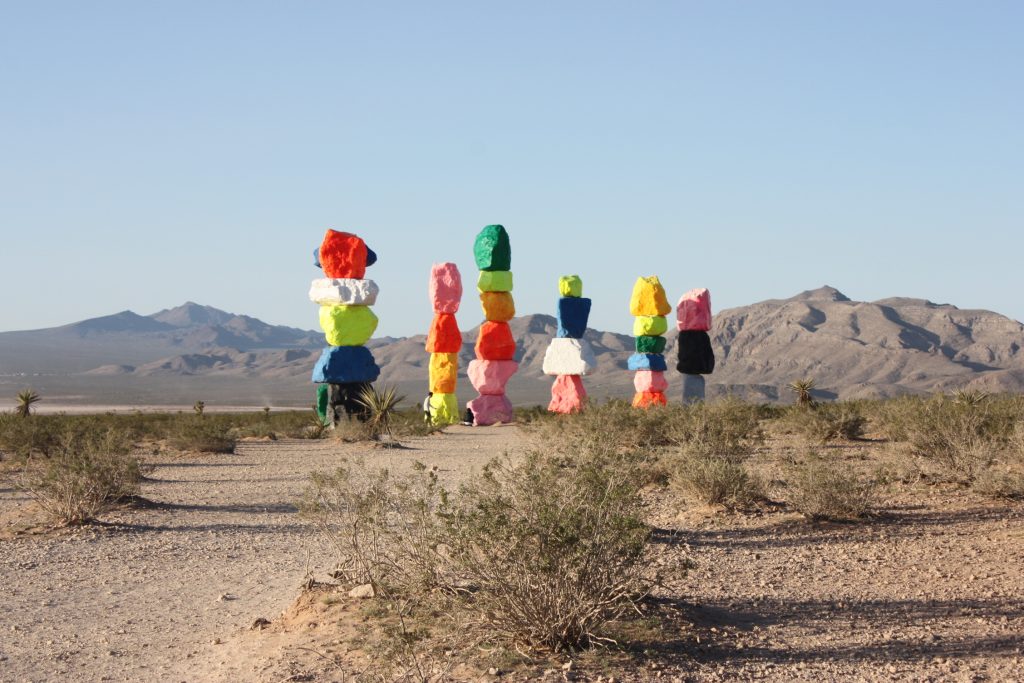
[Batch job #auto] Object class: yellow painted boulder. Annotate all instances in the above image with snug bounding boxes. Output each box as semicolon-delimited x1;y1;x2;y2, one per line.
632;315;668;337
480;291;515;322
629;276;671;316
429;352;458;394
429;392;459;425
558;275;583;298
319;305;378;346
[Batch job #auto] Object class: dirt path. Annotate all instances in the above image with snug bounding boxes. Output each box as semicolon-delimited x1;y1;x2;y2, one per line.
0;426;525;683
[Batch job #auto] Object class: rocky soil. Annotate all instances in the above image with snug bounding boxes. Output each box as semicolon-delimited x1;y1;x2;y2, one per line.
2;426;1022;682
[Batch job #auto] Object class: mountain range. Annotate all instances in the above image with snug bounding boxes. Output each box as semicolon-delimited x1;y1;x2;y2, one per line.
1;288;1022;408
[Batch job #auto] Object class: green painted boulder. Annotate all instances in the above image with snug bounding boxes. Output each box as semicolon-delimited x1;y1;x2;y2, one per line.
473;224;511;271
635;335;667;354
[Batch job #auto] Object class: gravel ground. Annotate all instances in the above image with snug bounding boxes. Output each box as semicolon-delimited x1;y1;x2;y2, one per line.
2;426;1023;682
0;425;525;683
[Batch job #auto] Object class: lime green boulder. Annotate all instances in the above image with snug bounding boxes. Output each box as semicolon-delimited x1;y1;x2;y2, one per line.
473;224;511;271
319;305;378;346
633;315;668;337
636;335;667;354
558;275;583;298
429;392;459;426
477;270;513;293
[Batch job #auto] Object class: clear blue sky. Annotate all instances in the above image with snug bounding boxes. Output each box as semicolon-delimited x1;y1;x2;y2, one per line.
2;1;1021;336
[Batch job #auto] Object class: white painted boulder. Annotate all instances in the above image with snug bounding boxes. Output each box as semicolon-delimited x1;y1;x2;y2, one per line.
541;338;597;376
308;278;379;306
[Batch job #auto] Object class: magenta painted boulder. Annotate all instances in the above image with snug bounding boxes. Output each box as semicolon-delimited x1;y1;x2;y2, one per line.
633;370;668;393
467;359;519;395
467;394;514;426
676;288;712;332
548;374;587;414
429;262;463;314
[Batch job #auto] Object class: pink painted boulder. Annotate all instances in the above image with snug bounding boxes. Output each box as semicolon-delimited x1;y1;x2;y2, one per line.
467;394;514;426
676;288;712;331
548;375;587;414
633;370;668;393
467;359;519;395
429;262;462;314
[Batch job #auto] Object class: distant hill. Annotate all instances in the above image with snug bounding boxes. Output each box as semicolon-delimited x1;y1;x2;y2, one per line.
2;288;1022;407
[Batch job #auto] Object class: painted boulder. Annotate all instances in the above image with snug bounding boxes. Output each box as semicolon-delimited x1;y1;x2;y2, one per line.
429;392;459;426
676;331;716;375
676;288;712;332
548;374;587;414
635;335;667;354
541;338;597;376
467;359;519;395
556;297;591;339
480;291;515;322
632;315;668;337
627;352;668;372
312;346;380;384
477;270;513;293
467;393;514;426
319;230;368;279
475;321;516;360
319;305;378;346
558;275;583;298
426;313;462;353
429;352;458;394
473;224;512;271
309;278;379;306
429;262;462;314
633;370;668;393
629;276;671;317
632;391;667;408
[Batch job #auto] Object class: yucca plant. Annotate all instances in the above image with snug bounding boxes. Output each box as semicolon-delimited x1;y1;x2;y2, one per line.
15;389;41;418
953;389;988;407
788;378;816;407
356;385;405;442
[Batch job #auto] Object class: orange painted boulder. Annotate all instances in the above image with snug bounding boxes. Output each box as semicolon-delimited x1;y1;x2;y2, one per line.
632;391;667;409
426;313;462;353
429;352;458;394
319;230;368;279
548;374;586;414
474;321;516;360
629;276;671;317
480;291;515;322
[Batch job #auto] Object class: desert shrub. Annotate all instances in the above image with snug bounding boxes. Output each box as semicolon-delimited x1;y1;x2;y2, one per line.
784;454;879;521
680;398;764;458
0;413;65;459
782;402;867;443
972;467;1024;500
303;448;655;653
167;416;236;453
671;452;763;510
19;425;145;525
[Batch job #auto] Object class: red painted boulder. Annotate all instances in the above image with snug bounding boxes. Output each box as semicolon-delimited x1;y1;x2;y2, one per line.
319;230;368;279
474;321;516;360
467;393;515;426
676;288;712;332
467;359;519;395
548;375;587;414
426;313;462;353
429;262;463;314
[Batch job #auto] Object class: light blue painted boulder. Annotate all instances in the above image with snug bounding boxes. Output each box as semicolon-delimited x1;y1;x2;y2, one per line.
627;353;667;372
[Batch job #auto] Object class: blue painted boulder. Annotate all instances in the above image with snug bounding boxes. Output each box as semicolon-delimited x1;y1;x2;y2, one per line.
627;352;667;372
313;247;321;269
556;297;592;339
312;346;380;384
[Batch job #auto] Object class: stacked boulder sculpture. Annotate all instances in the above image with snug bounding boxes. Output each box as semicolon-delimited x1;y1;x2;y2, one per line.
676;288;715;403
466;225;518;425
628;276;671;408
426;263;463;425
309;230;380;423
542;275;595;413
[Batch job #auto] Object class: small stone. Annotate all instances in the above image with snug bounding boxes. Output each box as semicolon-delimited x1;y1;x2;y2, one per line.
348;583;376;599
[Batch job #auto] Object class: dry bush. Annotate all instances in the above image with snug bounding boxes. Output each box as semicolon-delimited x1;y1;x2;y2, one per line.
302;448;655;653
784;454;879;521
671;452;763;510
782;402;867;443
18;425;145;525
167;416;236;453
